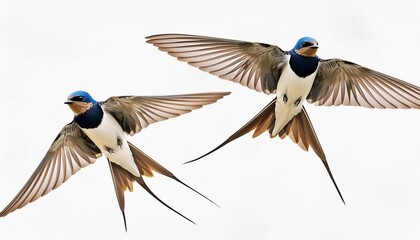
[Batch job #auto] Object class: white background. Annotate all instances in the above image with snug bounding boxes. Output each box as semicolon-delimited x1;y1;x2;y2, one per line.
0;0;419;239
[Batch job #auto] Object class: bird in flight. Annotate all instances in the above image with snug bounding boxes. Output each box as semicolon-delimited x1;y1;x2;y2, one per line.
0;90;230;230
146;33;420;204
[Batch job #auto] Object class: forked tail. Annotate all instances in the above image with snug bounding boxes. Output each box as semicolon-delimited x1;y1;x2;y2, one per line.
107;142;220;230
185;97;345;204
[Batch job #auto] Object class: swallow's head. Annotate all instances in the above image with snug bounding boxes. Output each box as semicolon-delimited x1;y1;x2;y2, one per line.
293;37;319;57
65;91;97;116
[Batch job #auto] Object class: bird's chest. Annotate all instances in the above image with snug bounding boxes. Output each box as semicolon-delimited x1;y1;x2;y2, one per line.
81;111;129;159
271;62;318;135
277;62;318;103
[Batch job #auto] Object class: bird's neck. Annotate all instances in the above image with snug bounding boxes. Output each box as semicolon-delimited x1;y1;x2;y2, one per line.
74;103;104;129
289;51;319;78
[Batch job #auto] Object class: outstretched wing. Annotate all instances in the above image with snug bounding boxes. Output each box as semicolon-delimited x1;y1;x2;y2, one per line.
102;92;230;136
308;58;420;109
146;34;288;94
0;122;102;217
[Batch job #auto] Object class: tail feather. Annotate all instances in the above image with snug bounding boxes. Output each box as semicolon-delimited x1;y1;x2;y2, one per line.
185;98;277;164
279;107;345;204
108;157;195;229
252;99;277;138
106;143;220;230
134;174;196;225
108;160;133;231
128;142;219;207
185;98;345;203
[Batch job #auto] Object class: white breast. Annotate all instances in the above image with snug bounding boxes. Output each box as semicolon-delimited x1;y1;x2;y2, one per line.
82;109;140;177
272;59;318;136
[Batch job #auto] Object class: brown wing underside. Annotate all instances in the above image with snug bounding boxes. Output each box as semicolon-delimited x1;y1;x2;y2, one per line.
0;122;102;218
102;92;230;136
146;34;288;94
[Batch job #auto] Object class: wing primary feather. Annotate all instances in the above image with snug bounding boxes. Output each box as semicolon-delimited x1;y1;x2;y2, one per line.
146;34;286;94
311;59;420;108
0;122;101;218
103;92;230;136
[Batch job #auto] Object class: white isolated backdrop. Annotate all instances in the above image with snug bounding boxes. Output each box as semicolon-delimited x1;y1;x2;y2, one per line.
0;0;419;239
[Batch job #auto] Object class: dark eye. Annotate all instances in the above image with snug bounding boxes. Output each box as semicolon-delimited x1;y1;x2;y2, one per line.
302;41;311;47
71;96;84;101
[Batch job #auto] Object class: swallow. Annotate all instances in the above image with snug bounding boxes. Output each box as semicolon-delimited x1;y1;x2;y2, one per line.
0;90;230;230
146;33;420;204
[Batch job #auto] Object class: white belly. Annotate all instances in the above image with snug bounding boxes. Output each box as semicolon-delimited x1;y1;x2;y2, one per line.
272;62;318;136
82;110;140;177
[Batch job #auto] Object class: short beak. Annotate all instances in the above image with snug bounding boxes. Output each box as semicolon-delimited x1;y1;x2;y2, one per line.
310;44;319;49
64;101;74;104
